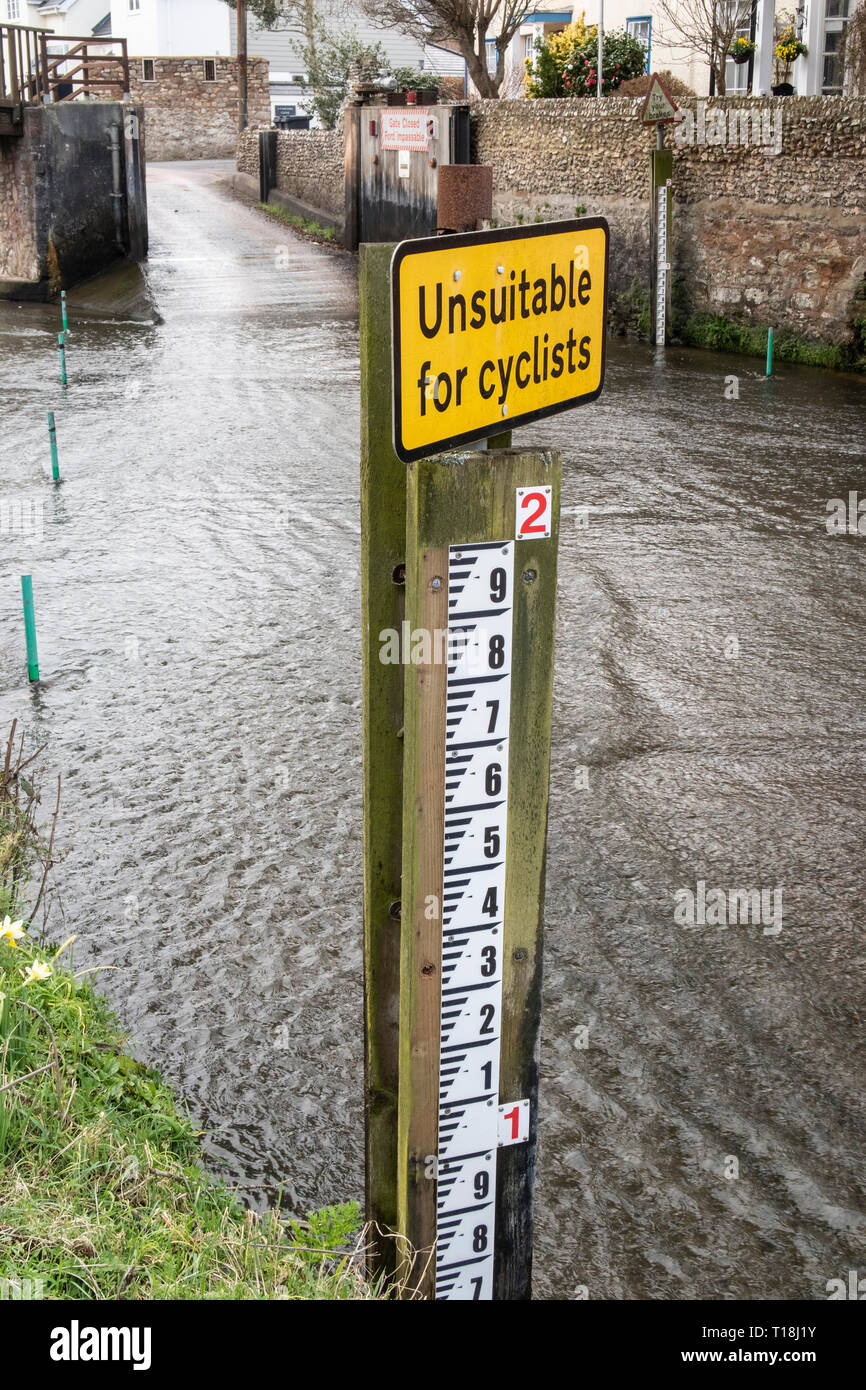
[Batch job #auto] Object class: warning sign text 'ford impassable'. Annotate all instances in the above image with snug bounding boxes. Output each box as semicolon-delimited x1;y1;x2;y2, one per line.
391;219;608;463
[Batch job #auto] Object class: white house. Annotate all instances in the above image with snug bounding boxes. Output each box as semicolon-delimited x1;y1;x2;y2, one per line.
2;0;111;33
231;1;466;120
492;0;863;98
108;0;232;54
105;1;464;118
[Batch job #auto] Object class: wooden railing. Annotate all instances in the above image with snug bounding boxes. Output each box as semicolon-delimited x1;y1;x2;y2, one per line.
0;23;130;107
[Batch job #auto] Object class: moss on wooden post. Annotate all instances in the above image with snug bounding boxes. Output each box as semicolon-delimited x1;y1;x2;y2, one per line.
398;447;561;1299
360;243;405;1275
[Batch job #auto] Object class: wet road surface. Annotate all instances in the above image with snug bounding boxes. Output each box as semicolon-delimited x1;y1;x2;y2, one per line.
1;159;864;1300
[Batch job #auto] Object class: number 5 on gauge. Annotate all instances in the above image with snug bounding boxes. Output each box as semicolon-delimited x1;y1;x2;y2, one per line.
516;486;552;540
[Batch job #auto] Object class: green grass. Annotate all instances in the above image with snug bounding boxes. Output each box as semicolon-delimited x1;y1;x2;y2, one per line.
0;728;379;1301
677;311;849;369
258;202;336;244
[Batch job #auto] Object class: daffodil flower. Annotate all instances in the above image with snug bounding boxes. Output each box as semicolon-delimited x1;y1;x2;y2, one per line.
22;961;52;986
0;916;26;947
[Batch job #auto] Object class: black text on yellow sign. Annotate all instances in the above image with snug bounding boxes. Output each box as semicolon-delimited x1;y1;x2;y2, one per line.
390;219;609;463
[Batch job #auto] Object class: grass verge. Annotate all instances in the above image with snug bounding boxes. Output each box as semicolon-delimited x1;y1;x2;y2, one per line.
0;724;377;1300
258;202;337;245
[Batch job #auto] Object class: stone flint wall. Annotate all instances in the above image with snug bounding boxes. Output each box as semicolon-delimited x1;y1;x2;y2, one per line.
0;125;40;282
471;96;866;346
237;123;344;219
93;56;270;161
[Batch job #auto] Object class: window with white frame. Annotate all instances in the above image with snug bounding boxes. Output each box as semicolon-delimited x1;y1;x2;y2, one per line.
7;0;20;22
724;11;752;92
523;32;535;63
129;0;141;12
626;18;651;73
822;0;852;93
486;41;497;74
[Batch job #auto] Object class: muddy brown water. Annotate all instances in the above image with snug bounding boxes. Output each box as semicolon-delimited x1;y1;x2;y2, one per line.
1;161;864;1299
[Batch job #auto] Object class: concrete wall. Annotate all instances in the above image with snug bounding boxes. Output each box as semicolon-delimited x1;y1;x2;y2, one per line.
471;95;866;346
0;103;148;300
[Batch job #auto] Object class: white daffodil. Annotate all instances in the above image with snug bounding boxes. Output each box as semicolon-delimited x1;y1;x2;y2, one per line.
0;916;26;947
22;961;52;986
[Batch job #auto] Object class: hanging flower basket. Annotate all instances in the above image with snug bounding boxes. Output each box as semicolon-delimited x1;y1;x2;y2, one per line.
729;38;756;64
775;31;808;66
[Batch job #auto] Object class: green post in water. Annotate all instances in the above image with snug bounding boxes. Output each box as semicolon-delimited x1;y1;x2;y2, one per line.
47;411;60;481
58;333;67;387
766;327;774;377
61;290;68;339
21;576;39;683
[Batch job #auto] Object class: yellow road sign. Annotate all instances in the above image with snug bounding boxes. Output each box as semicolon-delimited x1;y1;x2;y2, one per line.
391;219;608;463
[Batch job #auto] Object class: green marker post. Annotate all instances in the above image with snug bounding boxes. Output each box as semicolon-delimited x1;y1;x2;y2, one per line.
766;327;774;377
61;290;68;340
21;576;39;683
58;332;67;387
47;411;60;481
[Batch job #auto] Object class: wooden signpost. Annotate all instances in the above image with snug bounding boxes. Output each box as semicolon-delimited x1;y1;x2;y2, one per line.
641;75;679;348
361;218;608;1299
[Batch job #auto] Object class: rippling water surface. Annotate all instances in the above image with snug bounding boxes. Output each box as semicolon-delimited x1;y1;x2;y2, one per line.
1;161;864;1299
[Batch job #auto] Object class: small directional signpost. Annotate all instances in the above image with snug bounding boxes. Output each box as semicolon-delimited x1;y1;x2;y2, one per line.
641;75;679;348
360;217;608;1300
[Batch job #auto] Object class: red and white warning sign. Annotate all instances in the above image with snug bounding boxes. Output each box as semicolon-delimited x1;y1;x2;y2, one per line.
381;108;430;151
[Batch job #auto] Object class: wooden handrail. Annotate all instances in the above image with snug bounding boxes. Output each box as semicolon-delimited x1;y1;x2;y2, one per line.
2;23;129;105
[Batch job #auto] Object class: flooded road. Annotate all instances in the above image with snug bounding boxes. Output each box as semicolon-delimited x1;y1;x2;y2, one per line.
1;160;864;1300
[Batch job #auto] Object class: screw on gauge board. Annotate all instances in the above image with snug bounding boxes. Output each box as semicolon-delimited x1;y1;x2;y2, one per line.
430;576;443;591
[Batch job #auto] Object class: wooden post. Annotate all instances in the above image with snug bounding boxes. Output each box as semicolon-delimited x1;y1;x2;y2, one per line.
360;243;407;1278
650;145;672;346
397;446;561;1299
343;102;361;253
237;0;248;133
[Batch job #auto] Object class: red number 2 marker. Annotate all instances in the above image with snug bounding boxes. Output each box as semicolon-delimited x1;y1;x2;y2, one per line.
515;486;551;540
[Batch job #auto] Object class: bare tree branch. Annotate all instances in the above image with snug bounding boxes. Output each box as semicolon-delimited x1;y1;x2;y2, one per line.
361;0;534;97
657;0;752;94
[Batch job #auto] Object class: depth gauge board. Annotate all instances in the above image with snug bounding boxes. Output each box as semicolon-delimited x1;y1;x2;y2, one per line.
397;449;562;1300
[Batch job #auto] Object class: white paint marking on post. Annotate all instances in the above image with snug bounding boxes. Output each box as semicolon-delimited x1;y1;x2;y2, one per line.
656;183;668;346
435;539;526;1301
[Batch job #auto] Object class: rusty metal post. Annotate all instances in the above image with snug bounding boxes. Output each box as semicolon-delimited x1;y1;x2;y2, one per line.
437;165;493;233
